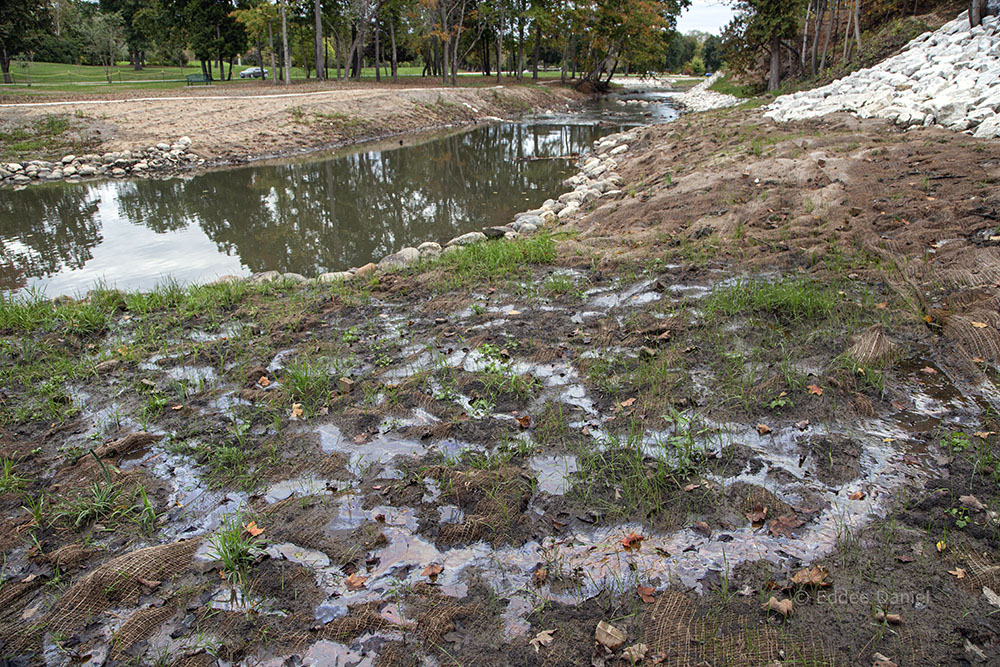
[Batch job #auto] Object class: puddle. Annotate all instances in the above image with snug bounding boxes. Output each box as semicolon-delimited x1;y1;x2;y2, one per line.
529;455;579;495
264;476;335;503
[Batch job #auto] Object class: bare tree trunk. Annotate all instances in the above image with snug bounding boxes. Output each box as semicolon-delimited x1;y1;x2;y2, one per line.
390;18;398;81
516;10;524;80
314;0;325;80
268;21;278;83
852;0;862;54
560;34;568;82
768;33;781;91
801;0;812;70
374;14;381;82
842;0;852;61
496;5;503;83
811;0;825;75
820;0;838;71
971;0;985;26
281;0;292;84
532;21;540;79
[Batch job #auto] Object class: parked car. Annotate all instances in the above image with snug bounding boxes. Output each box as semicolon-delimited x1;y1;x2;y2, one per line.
240;67;268;79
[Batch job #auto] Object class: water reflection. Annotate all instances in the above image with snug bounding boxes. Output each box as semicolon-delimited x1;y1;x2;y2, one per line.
1;121;625;296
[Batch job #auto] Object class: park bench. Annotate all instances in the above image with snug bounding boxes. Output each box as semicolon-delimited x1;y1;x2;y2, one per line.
186;73;210;86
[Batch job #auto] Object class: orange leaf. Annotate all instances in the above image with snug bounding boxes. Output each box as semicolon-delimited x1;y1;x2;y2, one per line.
621;532;644;551
761;596;793;617
258;376;271;387
807;384;823;396
243;521;264;537
516;415;531;429
533;567;548;586
975;431;996;439
768;515;804;538
290;403;304;419
848;491;866;501
636;585;656;604
757;423;772;436
971;321;989;329
422;563;444;580
345;574;367;590
920;366;937;375
948;567;966;579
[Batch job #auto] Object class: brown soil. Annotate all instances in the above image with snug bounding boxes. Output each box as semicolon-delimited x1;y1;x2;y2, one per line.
0;80;581;162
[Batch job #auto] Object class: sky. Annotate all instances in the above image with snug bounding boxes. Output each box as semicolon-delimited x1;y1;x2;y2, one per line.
675;0;736;35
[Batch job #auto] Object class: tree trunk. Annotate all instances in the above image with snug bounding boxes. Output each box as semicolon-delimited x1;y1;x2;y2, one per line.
268;20;278;83
516;13;524;80
314;0;325;80
811;0;825;75
227;57;233;80
820;0;838;71
800;1;812;70
496;3;503;83
281;0;292;84
852;0;862;54
560;34;568;82
390;19;398;81
768;33;781;91
532;22;540;79
375;15;381;82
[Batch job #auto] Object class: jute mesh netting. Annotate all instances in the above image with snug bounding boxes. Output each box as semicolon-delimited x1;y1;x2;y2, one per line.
963;549;1000;593
431;466;532;547
642;590;833;666
5;539;199;655
109;603;178;661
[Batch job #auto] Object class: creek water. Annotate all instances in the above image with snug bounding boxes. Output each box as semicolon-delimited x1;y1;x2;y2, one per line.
0;92;679;297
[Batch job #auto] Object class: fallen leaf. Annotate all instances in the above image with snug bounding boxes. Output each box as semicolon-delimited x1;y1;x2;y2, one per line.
683;481;705;492
516;415;531;429
891;400;907;410
936;540;947;552
243;521;264;537
972;356;986;363
768;515;804;538
421;563;444;580
290;403;304;419
872;651;898;667
974;431;996;440
795;419;810;431
807;384;823;396
530;629;556;653
895;554;915;563
876;302;888;309
791;565;830;588
345;574;367;590
745;505;768;523
137;577;161;593
761;596;793;617
948;567;966;579
960;494;986;511
533;568;548;586
594;620;626;651
972;321;989;329
848;490;866;501
621;532;644;551
619;397;636;409
258;376;271;387
757;423;772;436
875;611;902;625
983;586;1000;608
622;643;648;664
636;585;656;604
692;521;711;537
170;405;183;411
920;366;937;375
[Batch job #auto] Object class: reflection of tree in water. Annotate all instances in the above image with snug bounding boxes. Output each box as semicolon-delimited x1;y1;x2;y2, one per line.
114;122;612;275
0;185;102;290
0;122;617;289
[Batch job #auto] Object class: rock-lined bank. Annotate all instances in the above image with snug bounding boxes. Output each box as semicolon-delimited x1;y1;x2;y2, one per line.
217;131;633;288
674;73;741;112
1;136;202;189
766;10;1000;137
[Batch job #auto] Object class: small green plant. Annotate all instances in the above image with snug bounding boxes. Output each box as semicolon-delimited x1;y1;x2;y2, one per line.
941;431;972;455
948;507;970;529
0;456;27;494
209;514;265;599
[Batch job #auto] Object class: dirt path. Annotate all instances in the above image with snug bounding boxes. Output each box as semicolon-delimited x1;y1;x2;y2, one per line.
0;82;580;160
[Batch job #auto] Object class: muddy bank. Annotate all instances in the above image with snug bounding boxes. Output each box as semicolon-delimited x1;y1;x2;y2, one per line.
2;102;1000;666
0;82;582;171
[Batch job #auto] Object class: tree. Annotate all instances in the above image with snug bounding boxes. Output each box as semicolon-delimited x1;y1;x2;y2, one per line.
80;10;126;82
723;0;806;91
702;34;722;71
0;0;50;83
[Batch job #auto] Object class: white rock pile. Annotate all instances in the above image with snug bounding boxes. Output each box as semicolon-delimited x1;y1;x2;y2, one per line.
230;130;633;287
676;73;741;112
0;136;204;188
765;11;1000;138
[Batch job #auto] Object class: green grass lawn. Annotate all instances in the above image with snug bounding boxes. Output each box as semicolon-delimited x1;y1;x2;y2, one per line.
0;60;577;94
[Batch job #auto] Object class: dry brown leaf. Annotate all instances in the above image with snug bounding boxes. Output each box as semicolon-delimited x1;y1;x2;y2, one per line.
875;611;902;625
768;515;804;538
533;567;548;587
594;620;627;651
746;505;768;523
137;577;162;592
761;596;793;617
974;431;996;440
621;532;644;551
872;652;898;667
757;423;772;436
960;494;986;511
345;574;367;590
243;521;264;537
290;403;304;419
683;481;705;492
623;643;648;664
948;567;966;579
530;629;556;653
636;585;656;604
848;490;866;501
692;521;711;537
807;384;823;396
516;415;531;429
971;321;989;329
421;563;444;580
791;565;830;588
920;366;937;375
258;376;271;387
619;397;636;409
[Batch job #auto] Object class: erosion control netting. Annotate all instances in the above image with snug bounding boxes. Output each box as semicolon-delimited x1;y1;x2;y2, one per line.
5;539;200;655
847;324;901;367
261;494;388;566
431;466;533;547
642;590;833;666
109;603;178;661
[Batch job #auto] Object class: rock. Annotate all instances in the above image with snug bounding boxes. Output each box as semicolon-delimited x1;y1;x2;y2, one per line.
609;144;628;155
12;175;30;184
316;271;353;283
974;115;1000;137
111;168;126;177
557;204;579;220
483;226;511;239
6;163;21;172
62;166;77;177
446;231;487;247
177;136;192;148
211;274;242;284
156;142;171;152
378;246;420;269
355;262;378;278
417;241;442;257
281;272;307;283
78;165;96;176
251;270;282;283
45;170;63;180
61;155;76;164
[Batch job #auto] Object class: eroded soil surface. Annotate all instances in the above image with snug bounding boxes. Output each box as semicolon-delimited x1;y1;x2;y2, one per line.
0;82;580;162
2;105;1000;666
